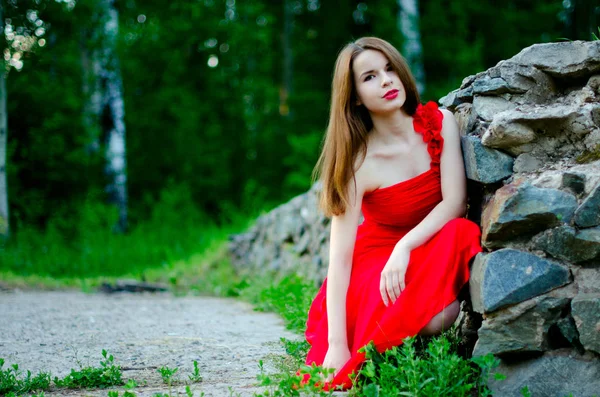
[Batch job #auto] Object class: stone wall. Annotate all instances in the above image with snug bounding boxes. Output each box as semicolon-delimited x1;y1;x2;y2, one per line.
229;40;600;396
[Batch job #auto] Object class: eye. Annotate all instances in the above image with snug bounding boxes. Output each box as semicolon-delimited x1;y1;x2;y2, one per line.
364;74;374;82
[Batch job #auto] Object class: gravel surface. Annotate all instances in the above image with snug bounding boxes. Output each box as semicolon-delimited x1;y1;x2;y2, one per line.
0;290;299;397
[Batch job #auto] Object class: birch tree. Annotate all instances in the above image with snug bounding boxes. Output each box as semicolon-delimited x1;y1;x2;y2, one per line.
397;0;425;95
81;0;128;232
0;1;48;239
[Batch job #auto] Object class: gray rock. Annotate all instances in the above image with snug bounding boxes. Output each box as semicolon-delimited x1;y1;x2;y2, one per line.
440;86;475;110
574;183;600;228
460;72;480;89
556;315;582;348
481;182;578;248
510;40;600;78
573;267;600;294
456;86;473;101
572;295;600;354
473;95;516;122
492;62;558;105
439;91;458;109
472;294;569;356
561;171;586;196
481;103;598;155
482;119;536;150
533;225;600;264
470;249;571;313
488;350;600;397
294;232;311;255
513;153;543;173
461;135;514;184
472;76;526;96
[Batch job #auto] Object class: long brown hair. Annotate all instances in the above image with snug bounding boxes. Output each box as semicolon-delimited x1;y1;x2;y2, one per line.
313;37;420;217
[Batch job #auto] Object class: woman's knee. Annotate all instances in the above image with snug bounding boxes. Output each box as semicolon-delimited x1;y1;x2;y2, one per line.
419;300;460;336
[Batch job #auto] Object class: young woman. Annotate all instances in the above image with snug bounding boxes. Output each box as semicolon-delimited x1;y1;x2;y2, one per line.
304;37;483;390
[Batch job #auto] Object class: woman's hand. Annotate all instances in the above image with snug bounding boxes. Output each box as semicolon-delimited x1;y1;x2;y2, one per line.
380;243;411;306
322;343;351;381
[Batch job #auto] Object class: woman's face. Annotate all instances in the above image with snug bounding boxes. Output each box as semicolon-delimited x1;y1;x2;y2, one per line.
352;49;406;115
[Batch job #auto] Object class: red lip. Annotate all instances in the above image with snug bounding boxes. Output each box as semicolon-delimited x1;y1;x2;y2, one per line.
383;89;399;98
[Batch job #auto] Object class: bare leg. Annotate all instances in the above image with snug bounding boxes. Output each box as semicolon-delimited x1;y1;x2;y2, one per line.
419;300;460;336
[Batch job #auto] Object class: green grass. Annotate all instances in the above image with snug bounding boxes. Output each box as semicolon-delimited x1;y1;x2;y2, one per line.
0;184;252;280
1;352;208;397
53;349;123;389
1;350;122;395
0;359;51;396
157;366;179;385
350;336;501;397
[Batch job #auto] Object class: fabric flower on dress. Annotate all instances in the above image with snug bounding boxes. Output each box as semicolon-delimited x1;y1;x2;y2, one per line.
413;101;444;168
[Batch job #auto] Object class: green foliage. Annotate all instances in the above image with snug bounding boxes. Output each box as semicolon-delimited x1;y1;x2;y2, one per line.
254;360;336;397
157;366;179;386
188;360;202;383
576;144;600;164
283;131;323;193
54;349;123;389
108;391;137;397
350;335;500;397
5;0;585;244
0;359;51;395
124;379;138;390
280;338;310;368
521;385;532;397
0;183;236;278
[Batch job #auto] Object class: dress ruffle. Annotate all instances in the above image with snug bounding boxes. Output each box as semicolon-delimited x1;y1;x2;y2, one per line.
412;101;444;168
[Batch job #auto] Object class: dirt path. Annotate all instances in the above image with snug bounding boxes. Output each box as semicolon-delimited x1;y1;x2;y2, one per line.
0;290;299;397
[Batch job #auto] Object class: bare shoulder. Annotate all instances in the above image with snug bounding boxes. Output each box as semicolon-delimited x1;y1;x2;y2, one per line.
439;108;459;140
354;149;380;194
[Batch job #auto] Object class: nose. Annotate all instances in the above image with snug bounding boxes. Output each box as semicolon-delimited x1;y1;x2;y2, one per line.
381;70;392;86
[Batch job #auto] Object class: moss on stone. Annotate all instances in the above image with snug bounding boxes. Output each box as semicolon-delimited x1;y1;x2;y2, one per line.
575;144;600;164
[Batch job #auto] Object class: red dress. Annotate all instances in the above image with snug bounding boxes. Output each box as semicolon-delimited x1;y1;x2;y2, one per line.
303;101;483;390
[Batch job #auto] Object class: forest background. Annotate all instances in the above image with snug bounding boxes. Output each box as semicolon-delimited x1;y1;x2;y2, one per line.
0;0;598;282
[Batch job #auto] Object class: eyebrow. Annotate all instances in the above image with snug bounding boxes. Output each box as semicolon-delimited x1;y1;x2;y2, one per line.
359;62;391;78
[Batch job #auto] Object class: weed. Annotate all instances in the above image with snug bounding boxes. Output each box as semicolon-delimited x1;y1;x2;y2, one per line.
280;338;310;367
124;379;138;389
109;391;136;397
157;366;179;385
0;359;51;395
349;334;500;397
54;349;123;389
254;359;335;397
188;360;202;383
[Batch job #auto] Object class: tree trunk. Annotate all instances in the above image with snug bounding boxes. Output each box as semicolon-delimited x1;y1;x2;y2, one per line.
82;0;128;232
0;3;9;239
280;0;293;118
397;0;425;95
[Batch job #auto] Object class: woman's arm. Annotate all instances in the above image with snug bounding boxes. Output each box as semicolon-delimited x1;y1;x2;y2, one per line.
381;109;467;305
326;184;363;346
322;173;364;374
398;108;467;251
